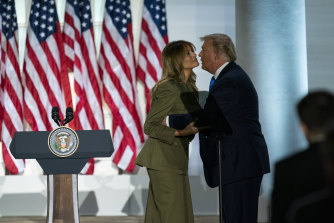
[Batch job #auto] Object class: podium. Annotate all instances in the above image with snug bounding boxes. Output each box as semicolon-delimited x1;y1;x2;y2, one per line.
10;129;114;223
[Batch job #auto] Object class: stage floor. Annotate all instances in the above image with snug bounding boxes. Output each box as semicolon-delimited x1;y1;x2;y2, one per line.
0;216;219;223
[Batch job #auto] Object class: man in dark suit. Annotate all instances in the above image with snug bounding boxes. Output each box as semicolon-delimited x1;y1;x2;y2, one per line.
168;34;270;223
198;34;270;223
271;91;334;223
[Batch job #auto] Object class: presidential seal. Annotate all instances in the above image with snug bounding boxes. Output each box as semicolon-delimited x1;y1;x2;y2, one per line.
48;126;79;157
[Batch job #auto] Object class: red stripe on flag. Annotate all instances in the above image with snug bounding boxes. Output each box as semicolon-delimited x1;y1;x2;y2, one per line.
141;19;163;66
100;46;144;141
2;144;19;175
23;66;53;130
103;86;137;172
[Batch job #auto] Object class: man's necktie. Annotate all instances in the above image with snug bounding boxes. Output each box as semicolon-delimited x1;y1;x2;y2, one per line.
209;76;215;90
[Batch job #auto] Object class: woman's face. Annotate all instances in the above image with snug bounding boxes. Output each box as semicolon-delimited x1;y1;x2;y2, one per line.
183;45;199;71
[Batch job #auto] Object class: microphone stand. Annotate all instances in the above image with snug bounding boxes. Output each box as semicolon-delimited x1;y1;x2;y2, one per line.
178;90;230;223
214;132;226;223
195;111;230;223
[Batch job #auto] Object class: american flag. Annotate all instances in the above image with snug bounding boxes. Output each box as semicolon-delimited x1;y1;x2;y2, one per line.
63;0;104;174
99;0;144;172
0;3;3;140
0;0;25;174
137;0;168;114
23;0;72;131
0;3;2;76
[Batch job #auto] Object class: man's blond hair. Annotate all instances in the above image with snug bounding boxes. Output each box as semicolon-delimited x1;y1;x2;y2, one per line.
200;33;237;61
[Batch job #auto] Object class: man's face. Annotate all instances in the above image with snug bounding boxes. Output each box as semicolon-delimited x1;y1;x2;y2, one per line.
199;40;216;74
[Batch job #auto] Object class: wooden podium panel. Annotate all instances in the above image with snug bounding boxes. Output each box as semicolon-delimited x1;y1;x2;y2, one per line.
47;175;79;223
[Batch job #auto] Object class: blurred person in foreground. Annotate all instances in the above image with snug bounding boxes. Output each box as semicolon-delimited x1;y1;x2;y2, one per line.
287;129;334;223
271;90;334;223
135;40;201;223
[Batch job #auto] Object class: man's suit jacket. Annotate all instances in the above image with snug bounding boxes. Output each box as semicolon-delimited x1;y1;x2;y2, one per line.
271;142;327;223
135;80;200;174
199;61;270;187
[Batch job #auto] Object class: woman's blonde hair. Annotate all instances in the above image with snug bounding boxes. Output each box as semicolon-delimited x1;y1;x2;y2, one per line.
153;40;197;92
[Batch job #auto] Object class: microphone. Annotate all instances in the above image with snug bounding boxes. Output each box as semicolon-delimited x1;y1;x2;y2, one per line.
62;107;74;126
51;107;61;126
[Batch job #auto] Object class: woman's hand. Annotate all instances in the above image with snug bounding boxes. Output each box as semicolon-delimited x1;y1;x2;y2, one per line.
174;122;198;136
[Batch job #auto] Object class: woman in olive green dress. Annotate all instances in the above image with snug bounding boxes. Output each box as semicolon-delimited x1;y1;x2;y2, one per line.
135;40;200;223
